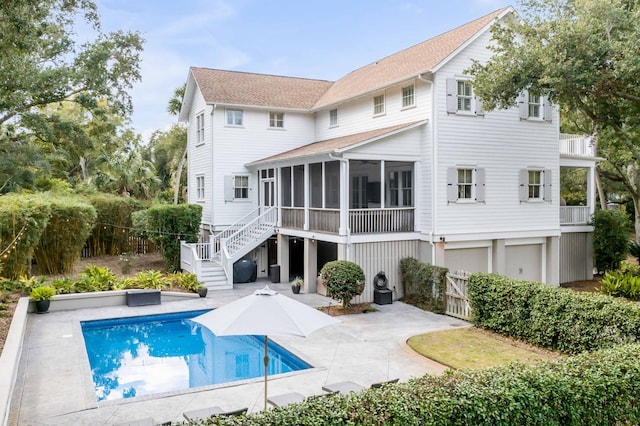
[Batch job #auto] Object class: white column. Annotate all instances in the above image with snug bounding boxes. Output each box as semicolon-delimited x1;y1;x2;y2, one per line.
587;165;596;217
339;160;349;235
304;238;318;293
380;160;385;209
276;167;282;227
304;163;310;231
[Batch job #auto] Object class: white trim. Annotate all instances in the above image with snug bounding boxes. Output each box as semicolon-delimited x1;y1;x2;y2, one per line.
504;237;546;246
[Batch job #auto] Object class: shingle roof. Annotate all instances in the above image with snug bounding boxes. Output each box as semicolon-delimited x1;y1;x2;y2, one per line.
247;120;427;166
189;8;509;111
312;8;508;109
190;68;333;110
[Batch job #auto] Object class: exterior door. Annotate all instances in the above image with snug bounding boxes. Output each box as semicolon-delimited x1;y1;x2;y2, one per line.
260;168;275;210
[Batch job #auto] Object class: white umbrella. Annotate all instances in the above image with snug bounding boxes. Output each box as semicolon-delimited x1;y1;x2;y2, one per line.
191;285;340;410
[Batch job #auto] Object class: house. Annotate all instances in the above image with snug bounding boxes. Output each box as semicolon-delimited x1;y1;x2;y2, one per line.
178;7;598;303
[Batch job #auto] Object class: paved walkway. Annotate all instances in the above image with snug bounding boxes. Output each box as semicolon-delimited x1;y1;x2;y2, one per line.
8;281;469;425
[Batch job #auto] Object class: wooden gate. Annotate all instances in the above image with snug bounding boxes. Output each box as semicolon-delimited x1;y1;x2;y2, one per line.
445;270;471;320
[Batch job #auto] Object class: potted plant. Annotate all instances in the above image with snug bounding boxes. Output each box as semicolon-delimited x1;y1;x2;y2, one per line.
30;286;56;314
291;277;303;294
197;284;208;298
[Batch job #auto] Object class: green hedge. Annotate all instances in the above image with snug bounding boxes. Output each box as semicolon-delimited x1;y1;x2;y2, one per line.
468;273;640;354
399;257;447;313
133;204;201;272
86;194;145;256
33;196;97;275
197;344;640;426
0;194;50;279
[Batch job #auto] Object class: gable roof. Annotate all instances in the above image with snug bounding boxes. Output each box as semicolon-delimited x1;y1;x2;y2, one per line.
247;120;427;167
312;7;510;109
190;67;333;110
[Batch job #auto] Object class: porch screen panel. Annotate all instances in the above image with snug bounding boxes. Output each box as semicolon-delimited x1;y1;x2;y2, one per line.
324;161;340;209
281;167;291;206
310;163;322;208
293;165;304;207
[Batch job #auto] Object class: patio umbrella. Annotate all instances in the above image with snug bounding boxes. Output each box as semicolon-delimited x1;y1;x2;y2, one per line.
191;285;340;410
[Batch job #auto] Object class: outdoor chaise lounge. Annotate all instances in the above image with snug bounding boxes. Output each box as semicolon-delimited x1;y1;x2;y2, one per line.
114;418;154;426
322;378;400;395
183;406;248;422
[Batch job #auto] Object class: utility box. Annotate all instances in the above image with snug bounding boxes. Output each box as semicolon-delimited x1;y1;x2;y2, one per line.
270;264;281;283
374;289;392;305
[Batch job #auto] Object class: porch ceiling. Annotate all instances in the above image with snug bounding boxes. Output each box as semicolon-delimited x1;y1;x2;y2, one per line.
246;120;427;168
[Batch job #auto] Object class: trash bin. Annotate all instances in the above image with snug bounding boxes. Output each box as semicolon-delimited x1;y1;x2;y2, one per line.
270;264;280;283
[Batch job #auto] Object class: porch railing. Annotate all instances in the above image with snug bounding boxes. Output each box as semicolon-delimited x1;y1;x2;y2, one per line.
211;207;262;255
350;207;415;233
560;134;595;158
309;208;340;233
282;207;304;229
560;206;591;225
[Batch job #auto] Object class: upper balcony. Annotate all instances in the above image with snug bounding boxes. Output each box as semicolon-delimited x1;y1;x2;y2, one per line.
560;134;596;159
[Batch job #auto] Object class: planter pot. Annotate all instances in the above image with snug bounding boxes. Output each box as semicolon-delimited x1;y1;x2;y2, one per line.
291;286;301;294
34;300;50;314
198;287;208;298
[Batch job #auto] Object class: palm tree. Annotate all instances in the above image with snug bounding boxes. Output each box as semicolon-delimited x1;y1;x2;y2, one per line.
95;149;160;199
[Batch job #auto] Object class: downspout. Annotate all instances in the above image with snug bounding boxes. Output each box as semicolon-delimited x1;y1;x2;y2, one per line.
210;104;216;231
417;74;437;265
328;152;351;260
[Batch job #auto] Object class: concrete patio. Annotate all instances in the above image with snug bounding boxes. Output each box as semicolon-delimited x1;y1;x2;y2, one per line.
8;281;469;425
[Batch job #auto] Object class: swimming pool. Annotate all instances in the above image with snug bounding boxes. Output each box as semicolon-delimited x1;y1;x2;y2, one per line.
81;310;311;401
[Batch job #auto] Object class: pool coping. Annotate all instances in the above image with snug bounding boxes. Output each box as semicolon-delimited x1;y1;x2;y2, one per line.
0;290;199;425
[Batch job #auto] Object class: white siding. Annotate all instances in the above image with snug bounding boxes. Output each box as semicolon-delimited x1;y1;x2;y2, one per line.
349;240;420;303
186;91;213;226
433;29;560;239
212;109;316;226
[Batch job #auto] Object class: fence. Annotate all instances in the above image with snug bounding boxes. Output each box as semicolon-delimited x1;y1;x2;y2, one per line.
81;234;157;258
445;270;471;320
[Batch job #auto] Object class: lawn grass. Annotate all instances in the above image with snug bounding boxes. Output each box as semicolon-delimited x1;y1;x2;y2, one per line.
407;327;562;370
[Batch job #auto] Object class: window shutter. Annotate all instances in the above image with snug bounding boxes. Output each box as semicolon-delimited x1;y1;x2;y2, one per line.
518;91;528;120
446;78;458;114
475;97;485;116
543;169;553;201
224;175;234;202
475;168;486;202
519;169;529;202
542;96;553;122
447;167;458;202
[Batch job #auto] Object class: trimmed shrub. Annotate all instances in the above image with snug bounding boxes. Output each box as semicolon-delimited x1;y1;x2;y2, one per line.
33;195;97;275
399;257;447;313
468;273;640;354
0;194;51;279
591;208;631;273
133;204;201;272
319;260;365;308
86;194;145;256
201;344;640;425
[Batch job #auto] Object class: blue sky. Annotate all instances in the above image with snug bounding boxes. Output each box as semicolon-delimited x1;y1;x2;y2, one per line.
95;0;512;141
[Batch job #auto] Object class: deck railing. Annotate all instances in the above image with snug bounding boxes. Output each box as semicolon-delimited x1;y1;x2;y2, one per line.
350;207;415;233
560;134;595;157
560;206;591;225
282;207;304;229
309;208;340;233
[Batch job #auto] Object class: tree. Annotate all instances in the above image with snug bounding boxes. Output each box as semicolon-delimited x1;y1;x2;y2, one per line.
319;260;365;309
469;0;640;239
167;85;188;204
0;0;144;192
144;124;187;198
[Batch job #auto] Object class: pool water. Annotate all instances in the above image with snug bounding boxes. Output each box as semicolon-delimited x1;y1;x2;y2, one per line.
81;310;311;402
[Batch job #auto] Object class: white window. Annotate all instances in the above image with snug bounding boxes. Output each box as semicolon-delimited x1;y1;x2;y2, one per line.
234;175;249;199
402;85;415;108
457;81;472;112
447;166;486;203
226;109;243;126
519;168;552;202
196;113;205;144
528;93;542;118
196;175;205;201
269;112;284;128
373;94;385;115
446;78;483;115
389;170;413;206
329;108;338;127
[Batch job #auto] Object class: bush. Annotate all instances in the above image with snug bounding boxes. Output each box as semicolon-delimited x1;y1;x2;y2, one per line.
600;270;640;300
591;209;631;273
468;273;640;354
76;265;118;292
131;270;168;290
33;195;97;275
86;194;145;256
399;257;447;313
29;286;56;301
0;194;51;279
133;204;201;272
201;344;640;426
167;271;202;292
319;260;365;308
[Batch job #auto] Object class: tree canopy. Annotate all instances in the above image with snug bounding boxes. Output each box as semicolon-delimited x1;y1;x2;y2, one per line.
469;0;640;237
0;0;144;192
